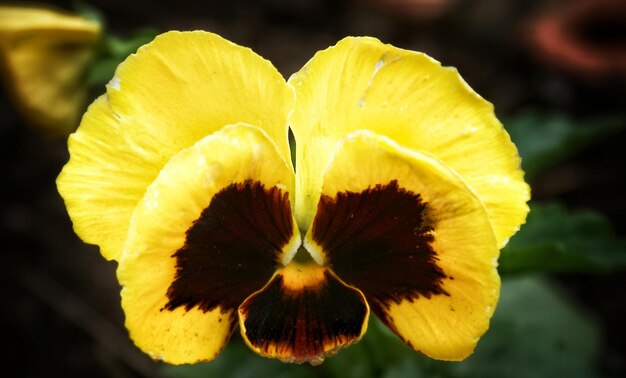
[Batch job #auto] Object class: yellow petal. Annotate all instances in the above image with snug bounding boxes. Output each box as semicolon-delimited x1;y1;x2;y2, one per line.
58;96;164;260
118;124;299;364
57;31;293;260
304;130;499;360
238;261;369;365
0;5;100;135
106;30;293;162
288;36;529;246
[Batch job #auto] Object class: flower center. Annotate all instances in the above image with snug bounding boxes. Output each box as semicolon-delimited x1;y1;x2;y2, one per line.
291;245;317;265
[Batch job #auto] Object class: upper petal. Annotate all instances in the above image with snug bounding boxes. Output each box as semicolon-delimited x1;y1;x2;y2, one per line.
288;36;529;246
304;130;500;361
57;31;293;260
118;124;299;364
0;5;100;134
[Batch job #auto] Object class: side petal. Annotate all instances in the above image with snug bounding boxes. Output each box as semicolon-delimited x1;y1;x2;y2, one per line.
304;131;499;361
0;5;100;134
288;36;529;247
238;262;369;365
57;31;293;260
118;124;299;364
57;96;164;260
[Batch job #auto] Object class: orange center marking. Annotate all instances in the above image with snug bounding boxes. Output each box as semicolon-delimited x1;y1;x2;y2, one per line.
279;262;327;291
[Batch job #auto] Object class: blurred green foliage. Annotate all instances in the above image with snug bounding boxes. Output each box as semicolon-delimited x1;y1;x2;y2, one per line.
500;110;626;274
504;109;625;180
500;203;626;274
449;276;601;378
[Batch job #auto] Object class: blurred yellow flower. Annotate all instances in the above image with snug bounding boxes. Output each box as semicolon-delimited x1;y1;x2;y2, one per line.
57;31;530;365
0;5;100;135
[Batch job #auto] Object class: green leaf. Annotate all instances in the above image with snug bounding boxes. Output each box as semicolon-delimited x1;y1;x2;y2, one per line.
86;58;121;87
504;109;625;179
104;28;158;58
73;1;106;26
86;28;159;87
499;203;626;274
448;276;602;378
161;337;316;378
382;357;428;378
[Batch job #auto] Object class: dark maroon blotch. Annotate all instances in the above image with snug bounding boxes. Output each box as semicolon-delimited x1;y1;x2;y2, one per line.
163;180;293;315
312;180;448;322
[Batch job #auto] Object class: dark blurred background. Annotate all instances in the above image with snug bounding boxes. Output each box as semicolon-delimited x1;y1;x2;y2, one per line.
2;0;625;377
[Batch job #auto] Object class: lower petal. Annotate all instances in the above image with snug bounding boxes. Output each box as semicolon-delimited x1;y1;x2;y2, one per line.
238;262;369;365
305;130;500;361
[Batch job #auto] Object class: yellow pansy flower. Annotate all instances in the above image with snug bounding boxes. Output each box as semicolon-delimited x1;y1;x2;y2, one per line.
0;5;100;135
57;31;530;365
